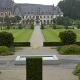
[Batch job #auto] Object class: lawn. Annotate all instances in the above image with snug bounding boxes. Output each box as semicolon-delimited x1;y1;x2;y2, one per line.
0;29;33;42
42;29;80;42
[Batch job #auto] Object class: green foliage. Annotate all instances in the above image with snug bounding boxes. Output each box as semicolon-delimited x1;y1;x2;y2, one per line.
26;57;42;80
59;30;76;44
10;17;17;24
0;17;3;23
15;16;21;23
73;64;80;80
4;16;11;27
52;24;56;29
18;24;23;29
31;24;34;29
74;20;80;29
0;32;14;47
41;24;44;29
58;0;80;19
55;16;73;28
56;16;64;25
58;44;80;55
0;46;13;56
73;64;80;76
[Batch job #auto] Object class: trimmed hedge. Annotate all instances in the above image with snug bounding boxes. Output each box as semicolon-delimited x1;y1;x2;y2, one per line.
26;57;42;80
59;30;76;45
0;32;14;47
43;42;64;46
43;42;80;47
14;42;30;47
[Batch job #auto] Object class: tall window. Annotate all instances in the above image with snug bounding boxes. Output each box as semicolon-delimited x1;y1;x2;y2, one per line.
40;16;42;18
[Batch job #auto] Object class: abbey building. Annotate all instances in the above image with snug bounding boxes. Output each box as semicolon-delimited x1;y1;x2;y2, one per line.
0;0;63;24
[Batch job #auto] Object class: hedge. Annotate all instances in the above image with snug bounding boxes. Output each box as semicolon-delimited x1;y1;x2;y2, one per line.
26;57;42;80
43;42;80;47
0;32;14;47
59;30;76;45
13;42;30;47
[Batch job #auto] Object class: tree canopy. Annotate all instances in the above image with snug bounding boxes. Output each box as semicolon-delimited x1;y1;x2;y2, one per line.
58;0;80;19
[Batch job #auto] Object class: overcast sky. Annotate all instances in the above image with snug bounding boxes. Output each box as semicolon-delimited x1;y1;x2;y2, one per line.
14;0;61;6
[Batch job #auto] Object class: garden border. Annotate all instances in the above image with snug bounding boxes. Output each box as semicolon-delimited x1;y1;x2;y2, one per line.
14;42;30;47
43;42;80;47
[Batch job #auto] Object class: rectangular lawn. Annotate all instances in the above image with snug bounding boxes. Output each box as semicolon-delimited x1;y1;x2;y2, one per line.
42;29;80;42
0;29;33;42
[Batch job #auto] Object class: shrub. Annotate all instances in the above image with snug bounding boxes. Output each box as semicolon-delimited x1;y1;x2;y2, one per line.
18;24;23;29
26;57;42;80
58;44;80;55
0;46;13;56
31;24;34;29
0;32;14;47
73;64;80;80
59;30;76;44
52;24;56;29
41;24;44;29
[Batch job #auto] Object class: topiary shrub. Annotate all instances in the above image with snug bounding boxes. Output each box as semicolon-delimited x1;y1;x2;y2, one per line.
41;24;44;29
31;24;34;29
0;46;13;56
26;57;42;80
18;25;23;29
58;44;80;55
59;30;76;45
73;64;80;80
0;32;14;47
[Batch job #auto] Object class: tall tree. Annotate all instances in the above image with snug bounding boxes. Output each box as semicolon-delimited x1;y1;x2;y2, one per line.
58;0;80;19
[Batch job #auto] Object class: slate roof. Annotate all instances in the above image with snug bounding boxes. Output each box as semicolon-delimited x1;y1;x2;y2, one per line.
0;0;14;12
14;3;63;16
0;0;63;16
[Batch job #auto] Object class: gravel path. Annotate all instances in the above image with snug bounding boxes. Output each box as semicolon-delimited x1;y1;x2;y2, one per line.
30;25;44;47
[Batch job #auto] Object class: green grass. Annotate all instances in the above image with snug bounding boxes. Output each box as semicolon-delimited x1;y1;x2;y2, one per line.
0;29;33;42
42;29;80;42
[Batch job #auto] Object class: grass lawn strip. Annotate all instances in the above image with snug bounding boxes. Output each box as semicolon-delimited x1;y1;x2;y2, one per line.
42;29;80;42
0;29;33;42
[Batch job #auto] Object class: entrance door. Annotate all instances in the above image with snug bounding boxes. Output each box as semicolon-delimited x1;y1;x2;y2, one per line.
36;16;40;25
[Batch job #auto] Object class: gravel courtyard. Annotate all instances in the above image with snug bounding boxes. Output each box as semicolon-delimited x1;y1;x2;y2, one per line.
0;65;78;80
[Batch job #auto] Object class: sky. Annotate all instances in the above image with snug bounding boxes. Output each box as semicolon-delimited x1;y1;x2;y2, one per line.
14;0;61;6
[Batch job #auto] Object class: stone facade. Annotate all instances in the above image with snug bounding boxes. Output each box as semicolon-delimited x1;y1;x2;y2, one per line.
14;3;63;24
0;0;14;17
0;0;63;24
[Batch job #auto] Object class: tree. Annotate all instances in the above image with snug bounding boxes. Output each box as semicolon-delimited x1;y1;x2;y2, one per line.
4;16;11;27
59;30;76;44
74;20;80;29
15;16;21;23
63;17;73;29
31;24;34;29
0;17;3;23
41;23;44;29
58;0;80;19
55;16;73;28
56;16;64;25
10;17;16;25
0;32;14;47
